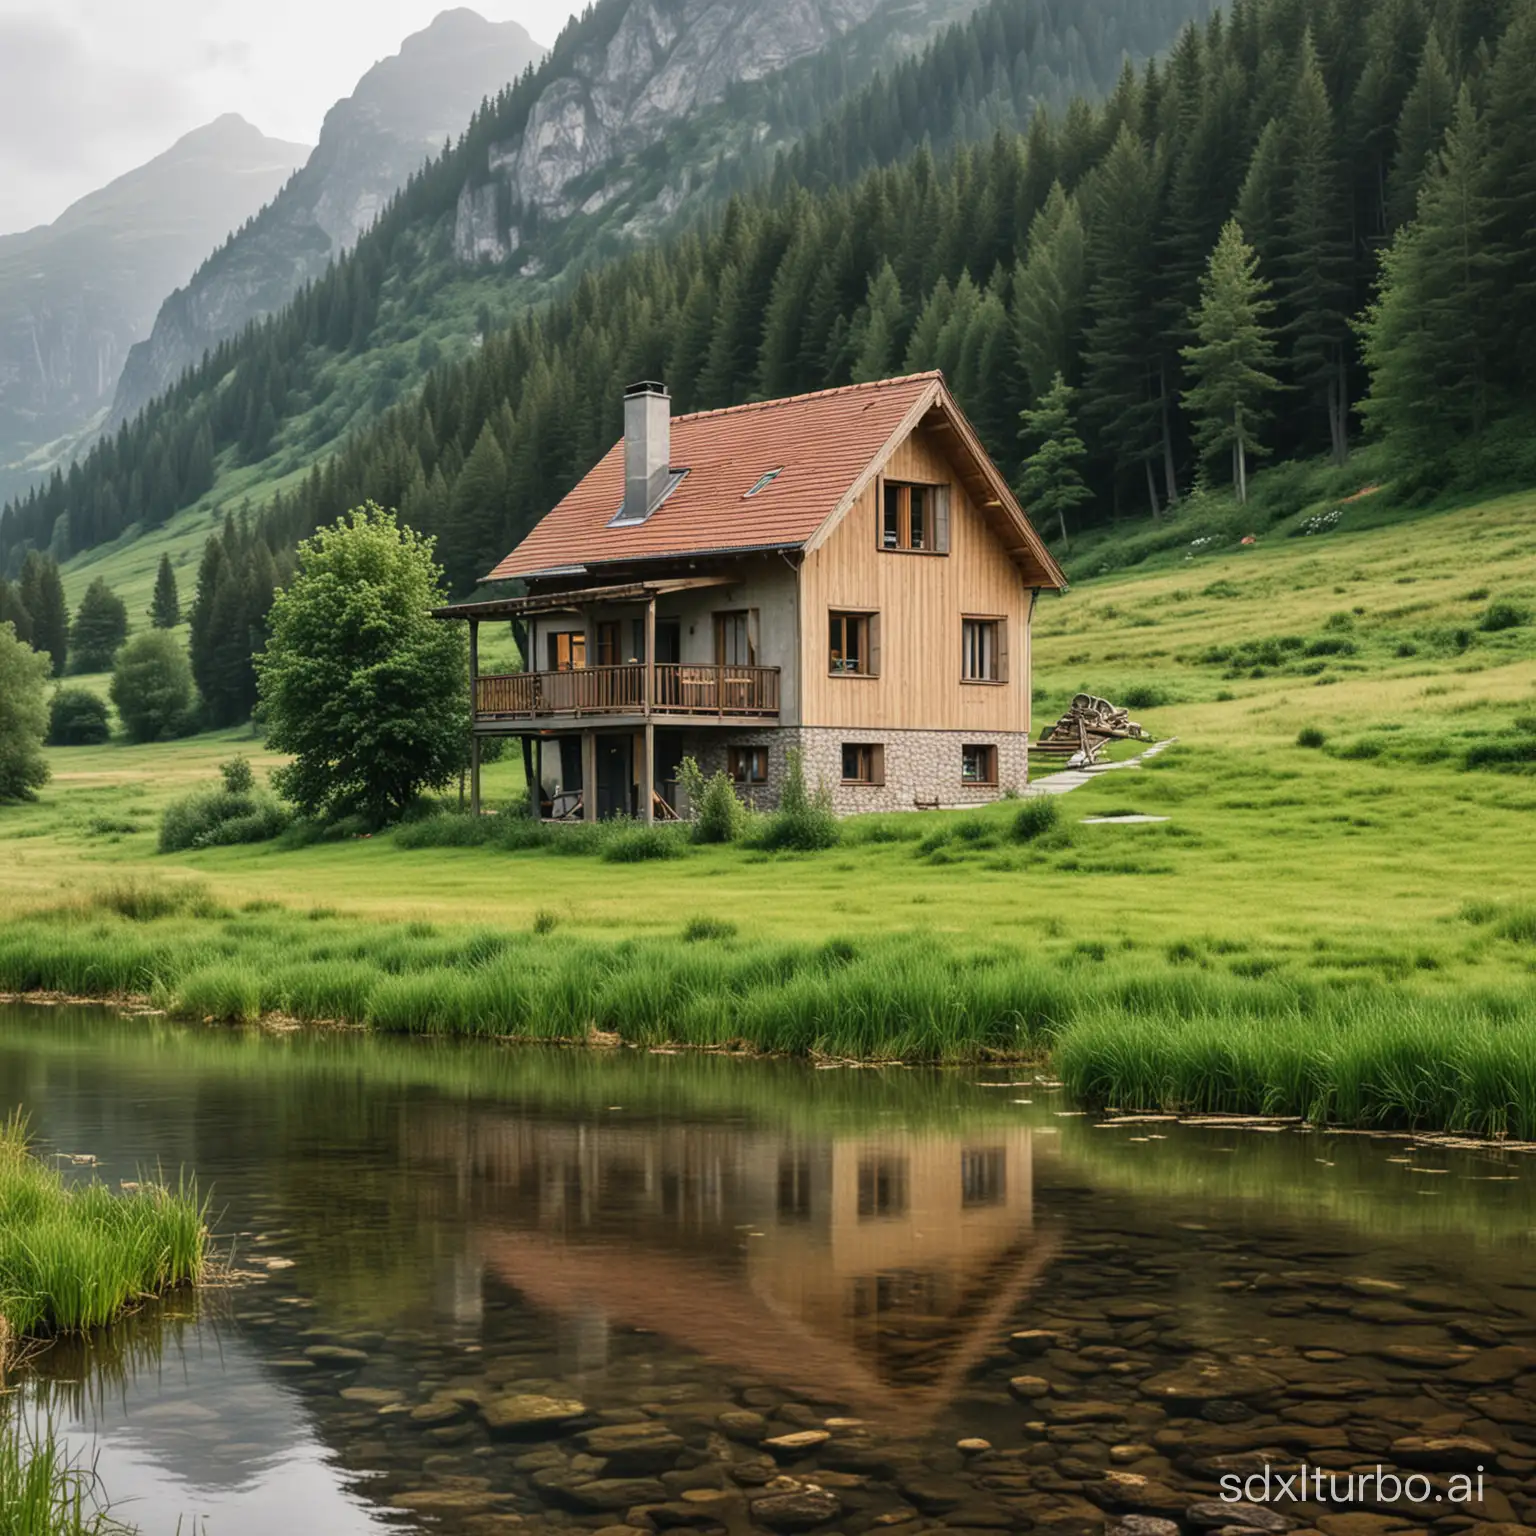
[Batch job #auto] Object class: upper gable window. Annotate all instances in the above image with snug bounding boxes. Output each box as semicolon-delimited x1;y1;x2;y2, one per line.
744;468;782;498
881;480;950;553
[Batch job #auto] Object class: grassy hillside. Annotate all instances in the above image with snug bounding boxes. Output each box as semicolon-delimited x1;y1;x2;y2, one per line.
17;484;1536;957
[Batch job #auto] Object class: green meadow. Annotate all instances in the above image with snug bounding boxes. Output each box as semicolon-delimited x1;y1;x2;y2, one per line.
7;486;1536;1132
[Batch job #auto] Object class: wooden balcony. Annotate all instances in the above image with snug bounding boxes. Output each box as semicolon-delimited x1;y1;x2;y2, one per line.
476;662;780;722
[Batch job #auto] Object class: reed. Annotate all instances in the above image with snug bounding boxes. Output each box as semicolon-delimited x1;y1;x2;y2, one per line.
0;1114;206;1337
0;1407;129;1536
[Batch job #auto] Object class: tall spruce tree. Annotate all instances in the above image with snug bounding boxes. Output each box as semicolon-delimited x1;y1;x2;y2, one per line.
150;553;181;628
1018;373;1093;542
1279;32;1355;463
1360;86;1496;474
17;552;67;676
1012;183;1088;401
0;578;31;646
1181;220;1282;502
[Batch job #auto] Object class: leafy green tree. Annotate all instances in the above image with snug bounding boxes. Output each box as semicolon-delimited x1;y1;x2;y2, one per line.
256;504;470;824
1181;221;1282;502
111;631;194;744
69;576;129;672
0;621;52;800
149;553;181;628
18;552;67;676
1018;373;1093;543
1360;88;1496;470
49;686;112;746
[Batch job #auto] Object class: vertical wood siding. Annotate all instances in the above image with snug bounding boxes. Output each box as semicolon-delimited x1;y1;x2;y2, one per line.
798;427;1033;732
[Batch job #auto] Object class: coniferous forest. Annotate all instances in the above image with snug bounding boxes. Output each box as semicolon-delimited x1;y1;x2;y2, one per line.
2;0;1535;705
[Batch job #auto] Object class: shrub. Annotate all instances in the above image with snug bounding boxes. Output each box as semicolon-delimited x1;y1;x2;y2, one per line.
1120;683;1171;709
1479;601;1529;633
1304;635;1356;657
1336;736;1385;760
532;909;559;934
220;757;255;794
1464;736;1536;771
693;767;746;844
110;630;194;743
683;916;737;941
159;788;291;852
1296;726;1328;748
753;748;839;851
47;686;110;746
600;825;687;863
1013;796;1061;841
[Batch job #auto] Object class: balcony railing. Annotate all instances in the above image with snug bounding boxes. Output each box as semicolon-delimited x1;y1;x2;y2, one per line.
475;663;780;720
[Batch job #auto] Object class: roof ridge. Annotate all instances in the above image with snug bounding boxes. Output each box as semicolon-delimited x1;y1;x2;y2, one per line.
672;371;943;425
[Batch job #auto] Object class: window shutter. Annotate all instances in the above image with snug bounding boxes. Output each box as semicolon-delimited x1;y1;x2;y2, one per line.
748;607;760;665
872;744;886;786
869;612;882;677
934;484;951;553
874;475;885;548
997;619;1009;683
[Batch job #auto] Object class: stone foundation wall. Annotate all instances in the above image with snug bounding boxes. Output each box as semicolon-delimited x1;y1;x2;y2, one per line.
680;728;1029;816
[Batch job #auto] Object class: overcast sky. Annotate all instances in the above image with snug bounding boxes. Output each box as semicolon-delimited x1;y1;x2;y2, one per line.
0;0;576;234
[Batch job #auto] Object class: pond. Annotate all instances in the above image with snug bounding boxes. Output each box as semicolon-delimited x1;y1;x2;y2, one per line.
3;1004;1535;1536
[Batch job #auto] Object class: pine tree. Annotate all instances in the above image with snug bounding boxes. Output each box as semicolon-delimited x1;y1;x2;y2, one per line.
1012;183;1087;401
18;552;67;676
445;423;508;595
0;578;32;646
1360;87;1496;472
1181;220;1282;502
1279;32;1355;463
1386;29;1455;231
1018;373;1093;543
849;261;906;383
1081;125;1166;516
150;553;181;628
68;576;130;673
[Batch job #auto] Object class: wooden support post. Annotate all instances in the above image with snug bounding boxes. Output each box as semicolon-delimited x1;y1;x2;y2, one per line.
645;596;656;715
641;722;655;825
582;731;598;823
522;735;537;819
468;619;482;817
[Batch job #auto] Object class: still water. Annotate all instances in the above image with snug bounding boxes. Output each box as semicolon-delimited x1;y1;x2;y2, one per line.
3;1004;1535;1536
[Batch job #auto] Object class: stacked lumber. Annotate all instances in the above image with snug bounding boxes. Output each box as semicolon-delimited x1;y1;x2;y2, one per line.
1032;694;1151;767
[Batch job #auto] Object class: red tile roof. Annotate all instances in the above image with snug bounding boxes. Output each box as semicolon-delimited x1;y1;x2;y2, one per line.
488;373;942;580
486;371;1066;590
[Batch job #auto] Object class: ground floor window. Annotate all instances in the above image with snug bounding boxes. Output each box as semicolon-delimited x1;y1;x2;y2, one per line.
841;742;884;785
729;745;768;784
961;743;998;785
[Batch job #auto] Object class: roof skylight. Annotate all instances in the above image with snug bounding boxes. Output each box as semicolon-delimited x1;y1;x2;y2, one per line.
743;467;783;498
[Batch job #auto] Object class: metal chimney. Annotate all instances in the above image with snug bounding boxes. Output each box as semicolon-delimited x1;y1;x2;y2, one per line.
623;381;671;522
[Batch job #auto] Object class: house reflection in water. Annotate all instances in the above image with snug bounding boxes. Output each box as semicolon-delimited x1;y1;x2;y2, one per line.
432;1117;1055;1432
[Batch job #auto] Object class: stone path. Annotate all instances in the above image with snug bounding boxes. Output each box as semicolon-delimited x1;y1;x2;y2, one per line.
1024;737;1177;798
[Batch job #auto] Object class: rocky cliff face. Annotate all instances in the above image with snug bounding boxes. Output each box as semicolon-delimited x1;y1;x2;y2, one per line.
110;8;546;427
0;116;307;503
452;0;946;264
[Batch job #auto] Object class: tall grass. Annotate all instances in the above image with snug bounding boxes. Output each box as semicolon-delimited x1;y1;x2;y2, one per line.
0;1114;206;1337
4;900;1536;1133
0;1408;129;1536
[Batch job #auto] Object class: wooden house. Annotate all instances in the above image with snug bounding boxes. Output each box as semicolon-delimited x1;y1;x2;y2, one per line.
434;372;1066;819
